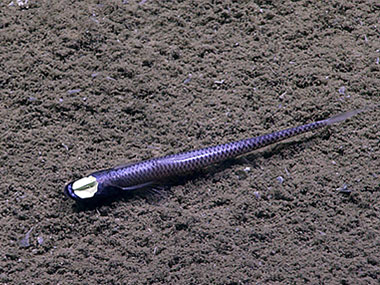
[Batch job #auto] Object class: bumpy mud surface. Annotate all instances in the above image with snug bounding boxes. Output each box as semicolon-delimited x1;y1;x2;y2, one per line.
1;1;379;284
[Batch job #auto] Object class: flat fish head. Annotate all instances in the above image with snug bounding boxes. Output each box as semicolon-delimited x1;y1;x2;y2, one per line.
64;173;121;202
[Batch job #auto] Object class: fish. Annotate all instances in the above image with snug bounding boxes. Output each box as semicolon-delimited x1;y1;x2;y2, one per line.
64;107;373;202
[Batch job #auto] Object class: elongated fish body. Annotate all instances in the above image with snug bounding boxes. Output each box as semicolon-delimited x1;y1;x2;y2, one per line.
64;109;366;202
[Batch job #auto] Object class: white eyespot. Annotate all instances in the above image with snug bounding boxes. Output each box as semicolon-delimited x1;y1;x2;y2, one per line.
72;176;98;199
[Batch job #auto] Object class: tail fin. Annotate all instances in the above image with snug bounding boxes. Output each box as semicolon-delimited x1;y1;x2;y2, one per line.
325;105;377;125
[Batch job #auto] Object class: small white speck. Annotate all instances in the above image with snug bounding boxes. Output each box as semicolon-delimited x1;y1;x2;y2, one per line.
243;167;251;173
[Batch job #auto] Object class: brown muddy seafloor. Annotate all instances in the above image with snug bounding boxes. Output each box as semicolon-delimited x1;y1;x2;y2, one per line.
1;0;379;284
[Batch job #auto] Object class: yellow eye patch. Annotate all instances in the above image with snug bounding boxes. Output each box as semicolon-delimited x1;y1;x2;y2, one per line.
72;176;98;199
